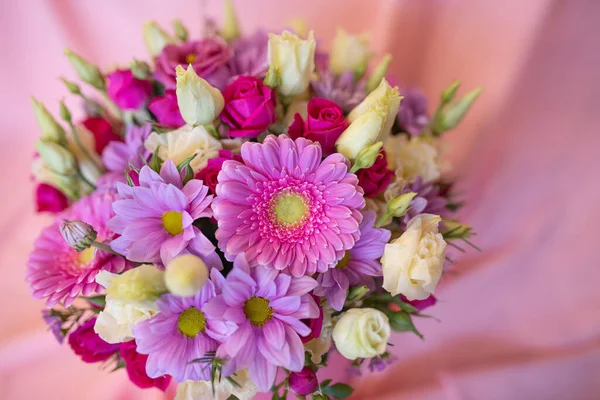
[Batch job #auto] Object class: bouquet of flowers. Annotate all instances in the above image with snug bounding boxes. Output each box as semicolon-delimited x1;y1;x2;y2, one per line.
27;2;480;399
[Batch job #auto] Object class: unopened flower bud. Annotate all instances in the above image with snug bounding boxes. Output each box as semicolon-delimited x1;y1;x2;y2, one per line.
173;18;189;41
64;48;105;91
165;254;209;297
350;141;383;173
330;28;370;77
143;21;173;57
441;80;461;105
60;77;81;95
31;97;67;144
35;140;76;175
129;60;152;80
336;102;387;160
58;100;72;123
222;0;241;42
289;366;318;396
60;219;97;251
366;54;392;93
435;87;482;133
176;64;224;126
268;31;316;96
347;285;370;302
387;192;418;218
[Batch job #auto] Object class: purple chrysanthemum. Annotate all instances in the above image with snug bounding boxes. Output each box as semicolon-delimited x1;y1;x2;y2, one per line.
204;255;319;392
229;31;269;80
400;177;448;227
27;191;128;307
397;88;429;136
311;69;366;113
212;135;365;277
132;280;235;382
108;160;221;269
314;211;390;310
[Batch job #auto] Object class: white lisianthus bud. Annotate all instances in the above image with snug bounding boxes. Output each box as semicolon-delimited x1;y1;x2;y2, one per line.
173;18;189;42
267;31;316;96
176;64;225;126
329;29;370;77
165;254;209;297
350;141;384;173
35;140;76;175
31;97;67;144
435;87;482;133
366;54;392;93
143;21;174;57
387;192;418;218
382;214;447;300
222;0;241;42
348;78;401;137
60;220;97;251
64;49;105;91
336;102;387;160
332;308;391;360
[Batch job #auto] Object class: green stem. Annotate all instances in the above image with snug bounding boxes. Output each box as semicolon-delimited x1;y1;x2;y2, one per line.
375;212;392;228
91;241;121;256
349;163;360;174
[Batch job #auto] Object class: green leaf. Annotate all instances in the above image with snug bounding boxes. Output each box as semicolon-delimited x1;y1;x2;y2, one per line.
84;295;106;308
320;379;332;388
176;153;198;174
149;146;162;172
385;311;423;339
323;383;354;399
227;396;240;400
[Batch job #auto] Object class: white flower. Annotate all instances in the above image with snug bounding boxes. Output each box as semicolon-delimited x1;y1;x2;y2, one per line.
385;135;441;185
335;101;387;160
348;78;401;137
176;370;258;400
176;64;225;126
304;304;334;364
332;308;391;360
268;30;316;96
143;21;173;57
144;124;222;173
95;298;158;344
382;214;447;300
329;28;370;76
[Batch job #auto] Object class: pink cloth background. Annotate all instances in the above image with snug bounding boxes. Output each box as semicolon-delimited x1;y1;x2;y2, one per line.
1;0;599;399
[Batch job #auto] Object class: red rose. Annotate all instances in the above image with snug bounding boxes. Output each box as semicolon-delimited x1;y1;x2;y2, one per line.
287;98;348;155
68;318;119;363
356;149;394;198
148;90;185;129
289;366;318;396
220;76;277;138
106;69;153;110
120;340;171;391
81;117;121;154
195;150;242;194
35;183;68;213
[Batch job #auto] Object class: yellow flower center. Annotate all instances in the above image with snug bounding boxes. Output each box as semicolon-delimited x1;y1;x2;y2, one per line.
243;296;273;327
162;211;184;236
178;307;206;338
274;193;307;225
185;54;197;64
336;251;351;269
78;247;95;265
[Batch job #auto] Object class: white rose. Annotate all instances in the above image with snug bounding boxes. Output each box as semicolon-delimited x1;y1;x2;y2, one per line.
348;78;401;137
332;308;391;360
329;28;370;76
335;101;387;160
385;135;441;184
144;124;222;173
176;64;224;126
382;214;447;300
95;299;158;344
176;370;258;400
268;30;316;96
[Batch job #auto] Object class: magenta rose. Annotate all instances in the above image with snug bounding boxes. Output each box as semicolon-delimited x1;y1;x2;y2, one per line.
289;367;319;396
68;318;119;363
148;90;185;128
301;294;324;344
220;76;277;138
400;294;437;311
81;117;121;154
120;340;171;391
356;149;394;198
154;38;231;90
35;183;68;213
287;98;348;155
195;150;242;194
106;70;152;110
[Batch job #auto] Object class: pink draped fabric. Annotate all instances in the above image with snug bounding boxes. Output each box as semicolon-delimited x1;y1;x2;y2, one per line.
1;0;599;399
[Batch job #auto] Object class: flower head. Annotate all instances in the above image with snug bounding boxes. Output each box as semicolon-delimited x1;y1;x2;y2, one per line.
311;69;366;113
212;135;365;277
148;90;185;129
68;317;120;363
314;211;390;310
106;69;152;110
27;191;128;307
101;123;152;187
195;150;242;194
120;340;171;391
108;160;221;269
230;31;269;79
35;183;69;213
356;149;394;198
397;87;429;135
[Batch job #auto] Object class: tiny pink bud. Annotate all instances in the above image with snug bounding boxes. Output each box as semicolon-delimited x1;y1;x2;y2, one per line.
289;366;318;396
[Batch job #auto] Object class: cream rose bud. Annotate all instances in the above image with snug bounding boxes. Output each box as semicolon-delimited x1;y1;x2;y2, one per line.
382;214;447;300
176;64;225;126
335;101;387;160
165;254;209;297
144;124;222;173
143;21;174;56
348;78;401;137
333;308;391;360
268;30;316;96
329;28;370;76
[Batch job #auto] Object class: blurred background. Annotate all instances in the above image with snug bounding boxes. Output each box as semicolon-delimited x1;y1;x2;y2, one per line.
0;0;598;399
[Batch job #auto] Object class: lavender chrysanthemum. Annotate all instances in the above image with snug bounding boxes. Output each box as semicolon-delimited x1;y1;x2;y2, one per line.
132;280;235;382
229;31;269;80
204;255;319;392
400;177;448;226
311;69;366;113
27;191;128;307
314;211;390;310
108;160;221;268
212;135;365;277
397;88;429;136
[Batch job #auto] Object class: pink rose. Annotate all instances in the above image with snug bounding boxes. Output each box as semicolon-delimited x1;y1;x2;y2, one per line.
81;117;121;154
68;318;119;363
356;149;394;198
35;183;68;213
148;90;185;128
120;340;171;391
106;69;152;110
220;76;277;138
195;150;242;194
301;294;324;344
287;98;348;155
289;367;319;396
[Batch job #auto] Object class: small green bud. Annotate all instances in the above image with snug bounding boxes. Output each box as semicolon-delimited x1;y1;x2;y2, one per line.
349;141;383;173
60;77;81;95
64;48;106;91
173;18;188;41
222;0;241;42
436;87;482;132
366;54;392;93
59;100;72;124
130;59;152;80
31;97;67;144
347;285;370;302
441;80;461;105
387;192;417;218
263;65;281;89
35;140;77;175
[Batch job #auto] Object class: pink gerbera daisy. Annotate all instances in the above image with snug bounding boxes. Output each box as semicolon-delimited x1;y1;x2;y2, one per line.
212;135;365;277
204;255;319;392
27;191;128;307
